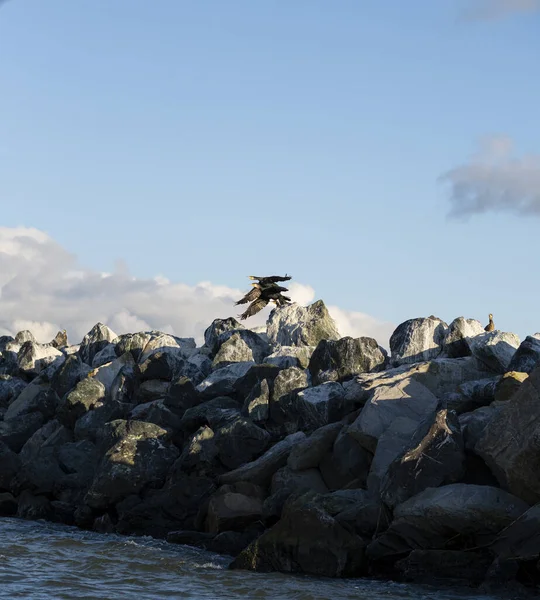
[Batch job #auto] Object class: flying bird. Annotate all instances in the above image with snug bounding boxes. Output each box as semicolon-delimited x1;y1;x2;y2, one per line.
484;313;495;332
236;275;292;319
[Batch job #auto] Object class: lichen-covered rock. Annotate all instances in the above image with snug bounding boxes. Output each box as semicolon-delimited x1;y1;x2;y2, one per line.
204;318;244;353
212;330;270;369
196;362;254;399
114;332;153;362
56;377;106;429
507;334;540;374
263;346;314;370
494;371;528;403
243;378;270;422
476;366;540;504
266;301;340;347
308;337;387;386
85;420;179;509
367;484;529;561
296;382;349;431
380;409;465;508
268;367;309;434
469;331;520;374
442;317;485;358
49;355;91;400
230;503;367;577
79;323;117;366
178;425;219;474
390;317;448;367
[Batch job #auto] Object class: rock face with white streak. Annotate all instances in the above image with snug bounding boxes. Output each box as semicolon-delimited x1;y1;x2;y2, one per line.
389;317;448;367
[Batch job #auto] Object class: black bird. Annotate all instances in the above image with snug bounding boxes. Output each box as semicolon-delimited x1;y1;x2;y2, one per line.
248;274;291;285
236;275;292;319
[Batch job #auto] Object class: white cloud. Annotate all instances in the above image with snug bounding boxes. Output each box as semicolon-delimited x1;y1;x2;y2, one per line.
439;136;540;219
462;0;540;20
0;227;394;348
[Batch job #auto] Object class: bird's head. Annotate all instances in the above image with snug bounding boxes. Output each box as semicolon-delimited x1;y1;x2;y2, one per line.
489;313;493;320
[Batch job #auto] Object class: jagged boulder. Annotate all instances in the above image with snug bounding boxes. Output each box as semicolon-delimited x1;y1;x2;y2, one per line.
17;341;64;378
243;378;270;422
0;411;44;452
74;400;130;442
295;382;349;431
367;484;529;561
85;420;179;509
4;383;58;421
442;317;485;358
469;331;520;374
507;334;540;374
91;344;117;368
180;396;241;434
491;504;540;561
230;502;367;577
165;376;201;411
319;428;372;490
287;422;342;471
268;367;309;435
0;376;27;408
49;355;91;399
177;425;219;475
114;332;153;361
380;409;465;508
139;333;196;363
129;399;183;433
263;346;314;370
204;318;244;353
458;403;505;451
308;337;387;386
266;300;340;347
196;362;254;399
56;377;106;429
79;323;117;366
212;329;270;369
494;371;528;403
476;366;540;504
271;466;328;497
443;376;499;414
389;317;448;367
347;377;439;452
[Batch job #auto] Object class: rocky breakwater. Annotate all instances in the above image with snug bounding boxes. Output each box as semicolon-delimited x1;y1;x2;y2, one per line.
1;306;540;591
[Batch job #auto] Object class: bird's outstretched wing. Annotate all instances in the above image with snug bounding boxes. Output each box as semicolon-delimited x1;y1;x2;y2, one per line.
249;274;291;284
235;286;261;305
239;297;268;320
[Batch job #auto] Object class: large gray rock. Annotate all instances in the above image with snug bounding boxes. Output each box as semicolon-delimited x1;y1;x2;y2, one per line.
380;409;465;508
442;317;485;358
177;425;219;475
74;399;129;442
469;331;520;374
56;377;106;429
268;367;309;435
180;396;241;434
0;376;27;408
319;428;372;490
17;342;64;378
243;378;270;423
92;353;137;396
296;382;349;431
347;377;439;452
491;504;540;561
114;332;153;362
367;484;529;561
79;323;117;366
196;362;254;399
266;300;340;347
212;329;270;369
4;384;58;421
0;411;44;452
205;483;265;534
91;344;117;368
507;334;540;374
49;355;91;400
85;420;179;509
270;466;328;497
459;403;505;451
476;366;540;504
263;346;314;370
389;317;448;367
219;432;306;487
443;376;499;415
288;422;342;471
204;318;244;353
308;337;387;386
139;333;195;364
230;502;367;577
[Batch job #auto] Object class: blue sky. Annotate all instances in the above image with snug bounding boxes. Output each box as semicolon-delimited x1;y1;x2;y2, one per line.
1;0;539;342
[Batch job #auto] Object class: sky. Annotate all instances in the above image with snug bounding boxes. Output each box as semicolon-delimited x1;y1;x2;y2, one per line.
0;0;539;348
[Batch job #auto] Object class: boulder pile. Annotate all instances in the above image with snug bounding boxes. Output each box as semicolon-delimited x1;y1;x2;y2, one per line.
1;303;540;591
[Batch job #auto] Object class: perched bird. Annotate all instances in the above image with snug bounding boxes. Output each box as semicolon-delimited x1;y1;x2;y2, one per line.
236;275;292;319
484;313;495;332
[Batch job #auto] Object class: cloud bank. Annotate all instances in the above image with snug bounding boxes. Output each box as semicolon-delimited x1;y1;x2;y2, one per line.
0;227;395;348
462;0;540;20
439;136;540;219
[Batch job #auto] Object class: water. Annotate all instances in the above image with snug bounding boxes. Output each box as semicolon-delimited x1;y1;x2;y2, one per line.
0;518;502;600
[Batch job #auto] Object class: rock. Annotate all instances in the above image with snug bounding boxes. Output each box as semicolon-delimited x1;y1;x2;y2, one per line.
288;422;342;471
129;399;183;433
17;341;64;378
268;367;309;434
367;484;529;561
49;355;92;399
79;323;117;366
135;379;170;403
196;362;254;399
17;490;53;521
0;492;18;516
212;330;270;369
0;376;27;408
74;400;129;442
308;337;387;386
380;409;465;508
366;416;419;495
114;332;153;361
138;349;183;382
270;466;328;496
56;377;106;428
0;350;19;377
319;428;372;490
459;403;505;452
469;331;520;374
85;420;179;509
263;346;314;370
110;364;137;404
347;377;439;452
507;334;540;374
491;504;540;561
0;441;21;491
3;382;51;420
49;330;68;349
206;530;261;557
266;300;340;347
243;378;270;422
442;317;485;358
165;376;200;411
91;353;136;396
325;490;389;538
476;366;540;504
395;549;492;585
494;371;528;403
178;425;219;474
443;376;499;414
91;344;117;368
0;411;44;452
230;503;367;577
180;396;241;434
15;330;36;345
232;364;281;400
219;432;306;487
295;382;349;431
0;335;15;350
204;318;244;353
389;316;448;367
205;484;265;534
